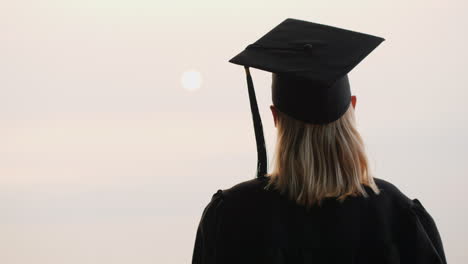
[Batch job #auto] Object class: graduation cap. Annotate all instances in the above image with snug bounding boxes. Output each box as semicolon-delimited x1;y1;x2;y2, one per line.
228;18;385;179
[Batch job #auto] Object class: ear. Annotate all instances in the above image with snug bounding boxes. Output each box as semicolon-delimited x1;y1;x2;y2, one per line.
351;95;357;109
270;105;278;127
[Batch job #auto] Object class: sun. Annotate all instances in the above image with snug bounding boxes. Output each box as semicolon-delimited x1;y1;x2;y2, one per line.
181;70;202;92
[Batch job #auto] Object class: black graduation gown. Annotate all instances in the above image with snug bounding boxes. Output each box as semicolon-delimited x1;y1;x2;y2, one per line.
192;177;447;264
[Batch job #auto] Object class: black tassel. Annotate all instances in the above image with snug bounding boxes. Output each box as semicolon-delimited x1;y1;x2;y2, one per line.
244;66;267;179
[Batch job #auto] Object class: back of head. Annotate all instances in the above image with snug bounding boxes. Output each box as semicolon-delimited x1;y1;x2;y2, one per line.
265;98;381;209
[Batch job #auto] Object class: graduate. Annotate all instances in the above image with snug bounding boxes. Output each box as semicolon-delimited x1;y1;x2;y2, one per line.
192;18;447;264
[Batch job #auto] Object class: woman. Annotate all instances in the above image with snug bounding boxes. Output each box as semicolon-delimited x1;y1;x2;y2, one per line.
192;18;447;264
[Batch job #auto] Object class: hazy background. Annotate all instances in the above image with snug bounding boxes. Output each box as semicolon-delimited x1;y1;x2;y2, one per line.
1;0;466;263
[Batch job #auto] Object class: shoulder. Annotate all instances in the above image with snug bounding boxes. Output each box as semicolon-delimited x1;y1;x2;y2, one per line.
199;177;275;217
371;177;413;209
195;177;272;237
373;177;406;196
219;177;272;208
371;177;443;220
199;189;225;220
200;177;269;211
371;178;443;235
222;177;269;197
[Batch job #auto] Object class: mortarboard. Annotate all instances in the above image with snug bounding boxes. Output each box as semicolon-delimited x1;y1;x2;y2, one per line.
228;18;385;179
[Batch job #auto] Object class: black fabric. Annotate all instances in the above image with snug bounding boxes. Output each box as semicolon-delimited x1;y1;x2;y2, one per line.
192;177;447;264
272;73;351;124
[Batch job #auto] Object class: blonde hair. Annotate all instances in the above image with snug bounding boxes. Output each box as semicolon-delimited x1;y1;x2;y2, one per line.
265;97;381;209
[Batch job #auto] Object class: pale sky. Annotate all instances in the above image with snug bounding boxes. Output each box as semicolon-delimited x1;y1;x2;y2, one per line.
1;0;467;263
